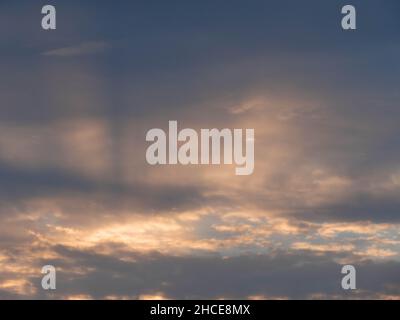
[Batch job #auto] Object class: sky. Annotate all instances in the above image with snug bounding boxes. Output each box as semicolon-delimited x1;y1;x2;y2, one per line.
0;0;399;299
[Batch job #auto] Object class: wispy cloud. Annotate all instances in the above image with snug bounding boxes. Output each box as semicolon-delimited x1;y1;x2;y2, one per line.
42;41;110;57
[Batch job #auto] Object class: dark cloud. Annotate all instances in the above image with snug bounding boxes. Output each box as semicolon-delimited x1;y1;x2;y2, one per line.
296;193;400;223
0;290;22;300
0;160;213;215
17;246;399;300
1;0;400;122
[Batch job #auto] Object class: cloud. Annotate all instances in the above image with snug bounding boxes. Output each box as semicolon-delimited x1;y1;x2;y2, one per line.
291;192;400;223
2;245;399;300
0;163;210;216
1;0;400;300
42;41;110;57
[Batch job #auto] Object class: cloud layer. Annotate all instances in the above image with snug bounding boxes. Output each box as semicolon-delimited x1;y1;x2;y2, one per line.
0;0;399;299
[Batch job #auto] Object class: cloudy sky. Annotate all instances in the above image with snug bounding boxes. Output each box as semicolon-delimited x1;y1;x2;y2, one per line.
0;0;399;299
